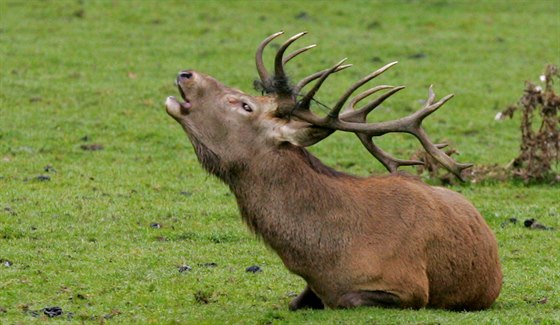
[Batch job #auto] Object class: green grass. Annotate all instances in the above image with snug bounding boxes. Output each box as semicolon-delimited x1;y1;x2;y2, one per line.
1;0;559;323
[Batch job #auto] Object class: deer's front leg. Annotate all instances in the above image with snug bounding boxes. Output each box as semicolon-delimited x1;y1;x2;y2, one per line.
336;290;403;309
289;285;325;311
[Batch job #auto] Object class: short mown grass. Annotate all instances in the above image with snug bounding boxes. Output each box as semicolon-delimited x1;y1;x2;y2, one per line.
1;0;559;323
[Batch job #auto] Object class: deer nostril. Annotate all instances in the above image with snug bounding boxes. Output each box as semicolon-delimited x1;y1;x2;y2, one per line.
179;71;193;79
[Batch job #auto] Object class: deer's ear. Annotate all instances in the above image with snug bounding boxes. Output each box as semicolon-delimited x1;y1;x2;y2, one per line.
269;120;334;147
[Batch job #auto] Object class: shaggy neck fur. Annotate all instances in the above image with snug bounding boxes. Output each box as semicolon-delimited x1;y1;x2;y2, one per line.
227;144;365;274
191;140;358;271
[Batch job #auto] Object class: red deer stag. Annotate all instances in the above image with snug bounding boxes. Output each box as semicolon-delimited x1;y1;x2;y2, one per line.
165;32;502;311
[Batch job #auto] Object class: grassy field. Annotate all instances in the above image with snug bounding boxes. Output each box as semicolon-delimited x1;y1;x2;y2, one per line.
1;0;559;323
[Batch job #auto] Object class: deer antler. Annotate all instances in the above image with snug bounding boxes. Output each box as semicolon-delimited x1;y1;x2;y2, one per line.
256;32;473;180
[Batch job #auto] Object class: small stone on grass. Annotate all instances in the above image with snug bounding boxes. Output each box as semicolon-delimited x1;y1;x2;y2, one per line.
178;265;192;273
42;306;63;318
524;218;553;230
35;175;51;181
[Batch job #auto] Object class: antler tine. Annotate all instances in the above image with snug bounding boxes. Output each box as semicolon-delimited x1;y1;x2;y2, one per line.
274;32;308;78
256;31;284;83
412;85;454;121
283;44;317;65
427;84;437;104
356;133;424;172
297;58;348;110
328;61;399;119
342;86;406;121
347;85;395;111
414;127;473;180
294;64;352;94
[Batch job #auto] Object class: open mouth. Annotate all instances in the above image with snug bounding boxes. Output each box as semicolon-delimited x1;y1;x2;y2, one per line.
165;85;192;117
177;85;192;110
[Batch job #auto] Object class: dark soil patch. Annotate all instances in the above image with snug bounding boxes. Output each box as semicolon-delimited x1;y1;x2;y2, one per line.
193;290;213;304
103;309;122;320
408;52;426;59
246;265;262;273
80;144;104;151
295;11;310;20
180;191;192;197
199;262;218;268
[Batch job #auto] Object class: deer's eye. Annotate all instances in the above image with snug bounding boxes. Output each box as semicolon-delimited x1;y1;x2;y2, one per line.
242;103;253;112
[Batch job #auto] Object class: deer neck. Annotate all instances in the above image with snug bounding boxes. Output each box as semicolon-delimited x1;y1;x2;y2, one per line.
225;144;355;270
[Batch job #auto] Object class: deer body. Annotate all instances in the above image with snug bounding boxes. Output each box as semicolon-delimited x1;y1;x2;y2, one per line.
165;32;502;311
222;144;499;310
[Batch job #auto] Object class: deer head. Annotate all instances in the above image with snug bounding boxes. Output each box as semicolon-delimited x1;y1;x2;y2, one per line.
166;31;472;181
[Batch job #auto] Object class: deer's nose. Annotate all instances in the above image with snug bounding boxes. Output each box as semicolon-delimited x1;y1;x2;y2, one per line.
177;71;193;81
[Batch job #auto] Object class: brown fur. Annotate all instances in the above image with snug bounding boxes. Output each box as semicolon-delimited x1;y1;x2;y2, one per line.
165;70;502;311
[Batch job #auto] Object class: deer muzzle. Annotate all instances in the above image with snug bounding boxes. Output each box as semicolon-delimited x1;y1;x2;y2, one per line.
166;71;194;117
